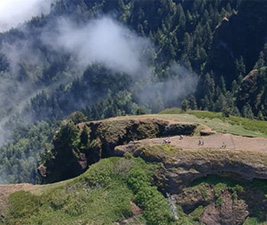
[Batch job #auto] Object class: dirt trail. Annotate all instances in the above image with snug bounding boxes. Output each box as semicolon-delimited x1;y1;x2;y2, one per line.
141;133;267;153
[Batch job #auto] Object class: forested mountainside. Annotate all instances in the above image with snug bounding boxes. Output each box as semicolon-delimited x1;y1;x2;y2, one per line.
0;0;266;184
1;0;267;123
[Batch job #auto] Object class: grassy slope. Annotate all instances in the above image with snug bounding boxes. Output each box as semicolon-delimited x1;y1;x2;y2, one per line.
4;110;267;225
80;109;267;137
99;110;267;137
5;157;179;225
5;157;143;225
160;109;267;137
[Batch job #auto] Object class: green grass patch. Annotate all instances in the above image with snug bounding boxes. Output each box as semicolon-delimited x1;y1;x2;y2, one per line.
243;217;267;225
158;109;267;137
6;157;175;225
189;205;204;221
188;110;267;137
6;157;154;225
159;108;183;114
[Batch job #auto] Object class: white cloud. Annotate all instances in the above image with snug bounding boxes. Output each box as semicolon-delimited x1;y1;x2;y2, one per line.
0;0;55;32
43;16;153;76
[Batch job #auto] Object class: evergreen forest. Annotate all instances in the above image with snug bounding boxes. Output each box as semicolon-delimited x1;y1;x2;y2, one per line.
0;0;266;184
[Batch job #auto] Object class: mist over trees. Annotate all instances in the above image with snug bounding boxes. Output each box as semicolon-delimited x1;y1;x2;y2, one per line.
0;0;266;183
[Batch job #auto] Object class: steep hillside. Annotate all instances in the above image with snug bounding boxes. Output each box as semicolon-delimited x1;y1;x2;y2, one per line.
0;0;267;223
1;113;267;225
39;117;197;183
1;0;267;184
39;111;267;183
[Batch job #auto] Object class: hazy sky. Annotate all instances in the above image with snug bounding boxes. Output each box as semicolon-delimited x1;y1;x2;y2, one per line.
0;0;55;32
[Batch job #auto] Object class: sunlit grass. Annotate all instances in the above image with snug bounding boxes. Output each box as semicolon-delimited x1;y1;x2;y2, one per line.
102;109;267;137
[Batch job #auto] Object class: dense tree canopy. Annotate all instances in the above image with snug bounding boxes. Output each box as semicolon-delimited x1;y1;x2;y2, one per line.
0;0;267;183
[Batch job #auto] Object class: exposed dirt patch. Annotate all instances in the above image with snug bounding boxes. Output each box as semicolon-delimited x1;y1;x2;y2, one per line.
119;133;267;154
130;201;142;216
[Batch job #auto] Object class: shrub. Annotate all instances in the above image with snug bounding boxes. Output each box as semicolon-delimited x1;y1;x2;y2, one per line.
134;186;158;207
47;189;69;210
8;191;40;219
127;166;172;225
54;120;80;148
214;182;227;197
189;206;204;221
234;184;244;193
216;196;223;206
83;158;114;186
63;196;87;216
136;108;146;115
127;168;150;193
143;192;172;225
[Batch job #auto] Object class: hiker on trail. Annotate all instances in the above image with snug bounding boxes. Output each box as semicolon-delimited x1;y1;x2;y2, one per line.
220;142;226;149
163;139;171;144
199;140;204;146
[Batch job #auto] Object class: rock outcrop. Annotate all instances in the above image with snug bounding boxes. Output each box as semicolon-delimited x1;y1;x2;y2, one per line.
116;143;267;193
199;190;249;225
115;143;267;225
39;118;197;183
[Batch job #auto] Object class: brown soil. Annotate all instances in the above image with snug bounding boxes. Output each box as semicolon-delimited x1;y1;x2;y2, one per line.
139;133;267;154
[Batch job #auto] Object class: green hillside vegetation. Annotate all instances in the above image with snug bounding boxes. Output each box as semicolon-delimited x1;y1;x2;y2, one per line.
5;157;173;225
159;109;267;137
3;153;267;225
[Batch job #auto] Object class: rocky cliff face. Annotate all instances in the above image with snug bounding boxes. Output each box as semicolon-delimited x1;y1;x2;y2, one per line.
115;144;267;193
39;118;197;183
115;143;267;225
